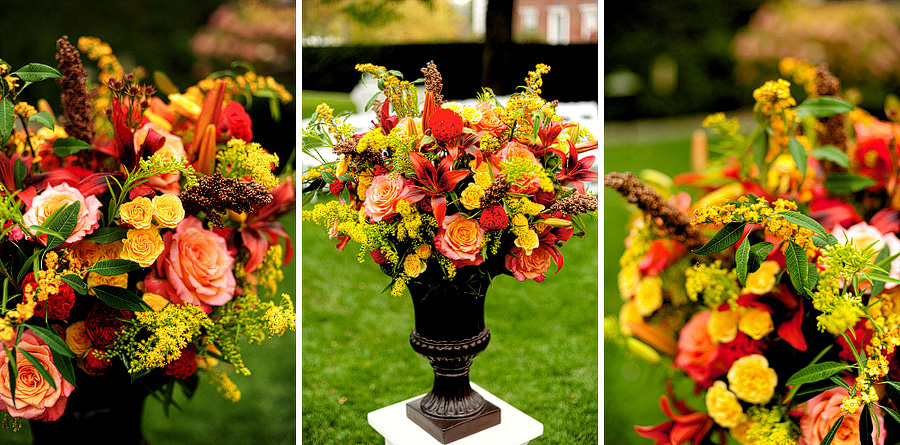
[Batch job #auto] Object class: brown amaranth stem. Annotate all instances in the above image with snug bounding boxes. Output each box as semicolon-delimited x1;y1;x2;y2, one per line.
604;171;707;250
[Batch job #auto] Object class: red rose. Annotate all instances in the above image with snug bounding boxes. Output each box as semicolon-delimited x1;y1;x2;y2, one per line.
164;345;197;380
218;101;253;142
80;348;113;376
84;303;132;348
23;273;76;320
479;205;508;230
428;108;464;142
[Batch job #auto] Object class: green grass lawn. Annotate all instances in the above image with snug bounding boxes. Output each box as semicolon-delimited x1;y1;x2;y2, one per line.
302;199;598;444
301;91;356;119
604;135;707;444
0;214;297;445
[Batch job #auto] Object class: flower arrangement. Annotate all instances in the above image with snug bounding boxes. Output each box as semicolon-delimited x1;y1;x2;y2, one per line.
302;61;597;296
0;35;295;431
606;60;900;444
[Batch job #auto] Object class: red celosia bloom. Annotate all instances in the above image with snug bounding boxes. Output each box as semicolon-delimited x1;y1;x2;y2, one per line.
479;205;508;230
634;382;720;445
329;180;344;197
23;273;76;320
373;164;389;176
428;108;464;142
164;345;198;380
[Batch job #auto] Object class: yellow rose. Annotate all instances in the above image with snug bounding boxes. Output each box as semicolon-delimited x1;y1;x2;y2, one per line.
120;228;165;267
65;321;92;357
727;354;778;404
738;307;774;340
619;301;643;336
744;261;780;295
87;272;128;289
356;172;374;200
514;230;539;255
474;171;492;188
142;292;169;311
707;308;739;343
152;194;185;229
403;254;426;278
98;241;123;261
460;183;485;210
705;380;744;428
634;276;663;317
119;196;154;229
618;264;641;300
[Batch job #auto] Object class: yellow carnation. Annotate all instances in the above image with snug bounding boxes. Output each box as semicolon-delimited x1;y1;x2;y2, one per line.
119;196;154;229
120;228;165;267
727;354;778;404
744;261;780;295
152;193;185;229
738;307;774;340
634;276;663;317
707;308;740;343
460;183;485;211
705;380;745;428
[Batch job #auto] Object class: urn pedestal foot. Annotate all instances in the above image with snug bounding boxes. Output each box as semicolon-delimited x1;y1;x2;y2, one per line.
406;397;501;444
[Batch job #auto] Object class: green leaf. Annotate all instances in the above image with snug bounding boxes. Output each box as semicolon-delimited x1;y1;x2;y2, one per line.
24;324;75;358
52;137;93;158
876;402;900;426
819;413;847;445
806;261;819;293
829;375;851;389
84;226;129;244
61;273;87;295
29;110;55;130
784;241;810;296
788;137;807;180
776;211;828;236
16;249;41;284
692;222;746;255
751;128;767;178
736;235;750;287
44;201;80;249
747;242;774;274
12;64;61;82
795;96;854;120
0;100;13;140
92;285;150;312
811;145;850;168
870;247;892;297
786;361;850;386
13;157;25;190
89;259;141;277
17;348;56;391
860;404;874;445
3;344;16;408
50;349;76;388
825;173;877;194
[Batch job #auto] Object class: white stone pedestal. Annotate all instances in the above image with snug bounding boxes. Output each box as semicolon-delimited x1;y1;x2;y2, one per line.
367;383;543;445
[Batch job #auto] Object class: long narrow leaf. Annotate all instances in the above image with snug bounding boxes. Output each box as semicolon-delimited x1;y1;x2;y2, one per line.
777;210;827;236
820;413;847;445
17;348;56;391
50;349;76;388
3;344;16;408
692;222;746;255
24;324;75;358
786;361;850;386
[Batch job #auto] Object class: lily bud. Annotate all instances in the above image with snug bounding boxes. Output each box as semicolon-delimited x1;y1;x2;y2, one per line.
422;91;436;133
542;217;572;227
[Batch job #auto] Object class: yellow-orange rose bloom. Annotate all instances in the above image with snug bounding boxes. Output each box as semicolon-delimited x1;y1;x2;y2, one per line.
65;321;92;357
619;302;643;336
738;307;774;340
634;276;663;317
403;254;426;278
415;244;432;259
120;228;165;267
142;292;169;311
744;261;780;295
87;272;128;290
707;308;740;343
460;183;484;210
71;240;104;268
119;196;154;229
514;230;539;255
705;380;744;428
152;194;185;229
98;241;123;261
727;354;778;404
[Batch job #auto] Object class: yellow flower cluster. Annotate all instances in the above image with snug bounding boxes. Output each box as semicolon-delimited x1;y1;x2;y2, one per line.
840;295;900;413
525;64;551;95
205;367;242;402
356;129;391;154
354;63;416;117
77;36;125;84
396;200;427;242
691;197;815;252
735;406;799;445
112;303;213;374
500;156;553;194
264;294;297;336
702;112;741;137
301;165;333;181
684;261;739;308
216;138;280;190
778;57;818;98
13;102;36;118
753;79;796;113
234;244;284;298
811;242;867;335
195;71;292;104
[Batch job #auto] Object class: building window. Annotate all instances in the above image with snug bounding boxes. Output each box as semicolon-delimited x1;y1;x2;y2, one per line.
546;5;570;45
519;6;539;32
578;3;597;41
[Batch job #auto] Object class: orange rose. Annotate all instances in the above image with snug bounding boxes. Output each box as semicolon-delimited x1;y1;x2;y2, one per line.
161;216;235;311
152;194;185;229
363;175;418;222
22;183;102;246
434;213;484;267
0;330;75;420
798;378;886;445
403;254;427;278
119;196;154;229
505;245;553;282
87;272;128;290
120;227;165;267
71;240;104;268
65;321;92;357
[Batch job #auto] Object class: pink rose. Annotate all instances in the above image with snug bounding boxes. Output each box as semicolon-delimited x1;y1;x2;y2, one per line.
505;245;552;282
434;213;484;267
674;311;728;388
797;380;885;445
831;222;900;289
363;175;418;222
160;216;236;311
22;183;101;246
0;330;75;421
134;123;187;194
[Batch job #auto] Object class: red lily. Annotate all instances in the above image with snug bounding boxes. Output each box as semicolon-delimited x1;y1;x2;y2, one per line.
240;177;295;273
112;97;136;169
0;153;26;192
408;151;468;226
634;382;719;445
379;98;398;134
445;130;485;167
556;140;597;194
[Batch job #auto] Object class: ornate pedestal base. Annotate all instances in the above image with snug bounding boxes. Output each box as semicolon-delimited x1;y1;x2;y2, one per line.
406;397;501;444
